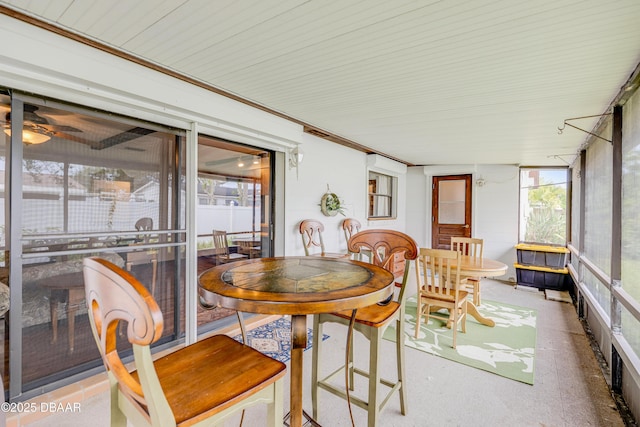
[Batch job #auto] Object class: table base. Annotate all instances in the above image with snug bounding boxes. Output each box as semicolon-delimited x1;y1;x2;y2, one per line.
431;300;495;328
466;300;495;327
283;410;322;427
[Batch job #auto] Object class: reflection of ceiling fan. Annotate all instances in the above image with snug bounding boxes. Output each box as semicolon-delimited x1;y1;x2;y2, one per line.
4;104;83;144
4;104;156;149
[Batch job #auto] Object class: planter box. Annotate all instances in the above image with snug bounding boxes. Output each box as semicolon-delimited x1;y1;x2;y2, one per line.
515;243;569;269
514;263;569;291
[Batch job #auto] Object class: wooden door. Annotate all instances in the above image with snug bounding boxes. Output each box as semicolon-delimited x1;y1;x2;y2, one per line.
432;174;472;249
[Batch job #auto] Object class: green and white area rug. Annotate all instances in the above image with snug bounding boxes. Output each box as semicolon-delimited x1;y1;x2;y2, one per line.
384;296;537;384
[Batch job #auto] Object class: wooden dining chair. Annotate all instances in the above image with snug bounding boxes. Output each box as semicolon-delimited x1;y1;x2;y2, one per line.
415;248;469;348
82;257;285;427
127;217;157;295
341;218;372;261
341;218;361;242
237;239;261;259
134;217;154;242
299;219;350;258
311;229;418;427
212;229;248;264
450;236;484;305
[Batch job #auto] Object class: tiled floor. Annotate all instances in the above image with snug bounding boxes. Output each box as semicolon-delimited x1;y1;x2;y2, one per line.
8;279;629;426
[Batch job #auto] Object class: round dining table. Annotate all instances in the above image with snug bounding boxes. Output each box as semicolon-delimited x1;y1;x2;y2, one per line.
453;255;508;327
198;256;395;427
456;255;508;277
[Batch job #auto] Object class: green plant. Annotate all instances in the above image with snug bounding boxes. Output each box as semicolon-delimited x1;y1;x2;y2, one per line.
320;192;345;216
198;239;214;249
524;207;565;245
523;176;567;245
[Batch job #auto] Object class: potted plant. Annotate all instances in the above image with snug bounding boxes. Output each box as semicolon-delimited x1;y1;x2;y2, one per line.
320;188;345;216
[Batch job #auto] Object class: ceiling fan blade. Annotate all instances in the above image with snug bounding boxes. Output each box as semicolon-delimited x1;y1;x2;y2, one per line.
43;124;83;133
4;110;48;125
53;131;96;145
22;104;50;125
6;105;82;132
92;127;155;150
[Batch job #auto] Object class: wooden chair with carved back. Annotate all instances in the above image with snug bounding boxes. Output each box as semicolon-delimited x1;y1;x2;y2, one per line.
341;218;372;261
83;257;285;427
341;218;361;243
311;229;418;427
299;219;350;258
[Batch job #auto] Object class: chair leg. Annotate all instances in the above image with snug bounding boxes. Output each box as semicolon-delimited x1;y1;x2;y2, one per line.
311;315;322;421
367;328;382;427
67;303;76;353
462;302;467;334
108;375;127;427
395;314;407;415
50;298;58;343
424;304;432;328
151;257;158;296
348;332;355;391
452;306;458;349
267;379;283;427
414;298;422;338
313;313;407;427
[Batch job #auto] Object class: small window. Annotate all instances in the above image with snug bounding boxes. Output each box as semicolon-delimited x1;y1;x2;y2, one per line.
368;171;396;219
519;168;569;245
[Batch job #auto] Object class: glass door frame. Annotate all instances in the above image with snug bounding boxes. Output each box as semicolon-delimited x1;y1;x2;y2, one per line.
6;92;188;399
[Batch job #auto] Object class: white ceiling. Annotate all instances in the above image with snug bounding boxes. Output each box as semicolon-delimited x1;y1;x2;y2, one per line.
2;0;640;166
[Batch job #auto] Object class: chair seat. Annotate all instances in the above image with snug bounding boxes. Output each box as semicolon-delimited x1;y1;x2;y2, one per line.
131;335;286;425
220;253;248;262
329;301;400;328
239;246;261;258
419;287;470;303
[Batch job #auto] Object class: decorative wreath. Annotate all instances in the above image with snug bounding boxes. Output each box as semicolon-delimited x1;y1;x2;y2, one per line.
320;190;345;217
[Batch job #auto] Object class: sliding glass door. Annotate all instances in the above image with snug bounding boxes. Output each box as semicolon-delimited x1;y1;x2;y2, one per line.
2;92;186;396
196;135;273;331
0;89;278;399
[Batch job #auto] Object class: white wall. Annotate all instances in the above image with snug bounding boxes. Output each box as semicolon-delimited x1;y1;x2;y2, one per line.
474;165;520;280
406;167;429;247
285;134;365;255
283;134;411;256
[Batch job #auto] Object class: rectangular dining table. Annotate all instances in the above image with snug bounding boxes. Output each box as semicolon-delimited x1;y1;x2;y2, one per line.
198;256;395;427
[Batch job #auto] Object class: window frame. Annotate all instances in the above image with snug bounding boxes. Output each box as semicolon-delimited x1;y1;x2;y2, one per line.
367;170;397;220
518;166;570;246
